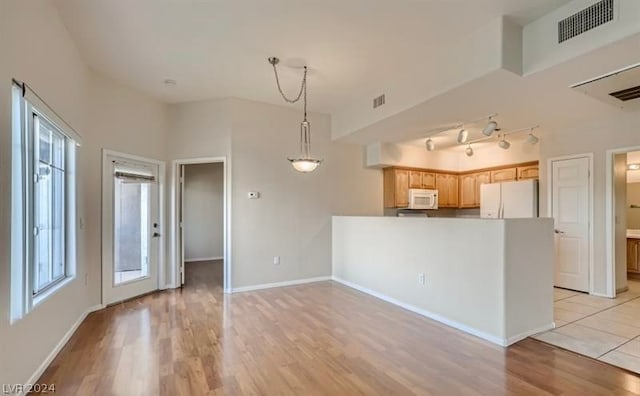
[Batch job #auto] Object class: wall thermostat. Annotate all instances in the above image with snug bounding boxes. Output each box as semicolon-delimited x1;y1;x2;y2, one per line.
248;191;260;199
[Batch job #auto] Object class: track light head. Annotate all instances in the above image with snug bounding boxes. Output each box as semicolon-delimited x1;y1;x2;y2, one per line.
426;138;435;151
526;132;539;145
457;128;468;144
465;145;474;157
498;137;511;150
482;119;498;136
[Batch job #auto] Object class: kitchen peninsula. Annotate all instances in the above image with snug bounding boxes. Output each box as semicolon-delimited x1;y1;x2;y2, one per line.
332;216;554;346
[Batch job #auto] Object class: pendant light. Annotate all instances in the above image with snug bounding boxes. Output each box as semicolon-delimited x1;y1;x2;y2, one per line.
268;57;322;173
426;138;435;151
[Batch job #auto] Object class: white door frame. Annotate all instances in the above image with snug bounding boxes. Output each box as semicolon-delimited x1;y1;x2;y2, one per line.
101;149;166;304
606;145;640;298
546;153;595;294
170;157;231;293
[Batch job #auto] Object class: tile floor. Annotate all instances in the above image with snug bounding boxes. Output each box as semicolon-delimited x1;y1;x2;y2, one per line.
532;280;640;374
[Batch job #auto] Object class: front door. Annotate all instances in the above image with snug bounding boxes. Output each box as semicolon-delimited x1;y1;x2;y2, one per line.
102;152;161;305
551;157;591;292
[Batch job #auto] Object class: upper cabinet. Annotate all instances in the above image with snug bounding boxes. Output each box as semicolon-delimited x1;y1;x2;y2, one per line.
490;167;517;183
384;168;409;208
517;165;539;180
383;162;538;209
436;173;458;208
409;171;436;189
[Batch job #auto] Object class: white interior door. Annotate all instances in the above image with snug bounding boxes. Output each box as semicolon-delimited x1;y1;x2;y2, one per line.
179;164;186;286
551;157;590;292
102;153;161;305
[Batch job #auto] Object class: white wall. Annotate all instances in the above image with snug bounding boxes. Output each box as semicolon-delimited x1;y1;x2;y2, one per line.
539;111;640;296
366;137;539;172
0;0;168;386
332;216;554;345
228;99;383;288
523;0;640;76
184;163;224;261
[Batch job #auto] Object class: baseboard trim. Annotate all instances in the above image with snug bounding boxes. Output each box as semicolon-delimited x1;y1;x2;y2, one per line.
331;276;512;346
185;256;223;262
506;323;556;346
590;291;614;298
232;276;331;293
22;304;104;394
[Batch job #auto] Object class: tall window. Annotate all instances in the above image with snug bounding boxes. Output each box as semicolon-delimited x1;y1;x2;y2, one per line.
33;114;67;294
11;81;79;321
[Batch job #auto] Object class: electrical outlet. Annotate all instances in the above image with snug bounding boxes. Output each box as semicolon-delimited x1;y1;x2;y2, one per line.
418;273;426;285
273;256;280;265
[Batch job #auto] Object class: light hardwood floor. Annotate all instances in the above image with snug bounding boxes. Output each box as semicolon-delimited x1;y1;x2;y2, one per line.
38;262;640;395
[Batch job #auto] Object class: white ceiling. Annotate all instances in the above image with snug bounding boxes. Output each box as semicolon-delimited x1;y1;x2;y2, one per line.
52;0;570;113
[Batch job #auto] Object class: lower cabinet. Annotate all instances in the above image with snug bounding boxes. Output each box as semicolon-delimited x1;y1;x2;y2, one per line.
628;239;640;274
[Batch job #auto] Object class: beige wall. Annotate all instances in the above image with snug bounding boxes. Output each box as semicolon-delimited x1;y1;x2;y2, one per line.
628;183;640;229
0;0;168;386
539;111;640;296
184;163;224;260
228;99;383;288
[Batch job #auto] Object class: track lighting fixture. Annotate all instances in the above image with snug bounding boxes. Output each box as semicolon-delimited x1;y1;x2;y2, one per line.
482;117;498;136
457;128;468;144
426;138;435;151
526;130;539;145
465;144;474;157
498;136;511;150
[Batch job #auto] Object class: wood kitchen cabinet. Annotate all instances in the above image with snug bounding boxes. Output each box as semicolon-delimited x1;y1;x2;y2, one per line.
436;173;458;208
517;165;539;180
491;167;517;183
384;168;409;208
409;171;436;189
459;171;491;208
628;239;640;274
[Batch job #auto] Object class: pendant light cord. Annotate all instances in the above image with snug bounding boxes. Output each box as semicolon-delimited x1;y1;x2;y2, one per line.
270;62;307;108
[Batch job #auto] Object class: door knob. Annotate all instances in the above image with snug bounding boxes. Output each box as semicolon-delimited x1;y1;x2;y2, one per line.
554;229;565;234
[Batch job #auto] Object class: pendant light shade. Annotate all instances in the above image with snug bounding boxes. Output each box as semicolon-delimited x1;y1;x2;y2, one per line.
287;119;322;172
465;144;474;157
483;119;498;136
425;138;435;151
457;128;468;144
498;137;510;150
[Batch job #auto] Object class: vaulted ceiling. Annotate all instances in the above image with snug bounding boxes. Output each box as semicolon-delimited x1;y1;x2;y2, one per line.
53;0;570;114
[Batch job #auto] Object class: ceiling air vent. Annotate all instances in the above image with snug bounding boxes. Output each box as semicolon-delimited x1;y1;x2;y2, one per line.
610;85;640;102
558;0;614;43
373;94;385;109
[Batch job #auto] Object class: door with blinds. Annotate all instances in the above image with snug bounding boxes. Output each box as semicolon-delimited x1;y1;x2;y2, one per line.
102;151;162;305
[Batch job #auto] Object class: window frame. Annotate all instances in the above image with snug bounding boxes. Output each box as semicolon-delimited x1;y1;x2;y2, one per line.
11;82;79;320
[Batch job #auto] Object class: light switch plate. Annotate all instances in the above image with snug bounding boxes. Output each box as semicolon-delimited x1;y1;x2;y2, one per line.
248;191;260;199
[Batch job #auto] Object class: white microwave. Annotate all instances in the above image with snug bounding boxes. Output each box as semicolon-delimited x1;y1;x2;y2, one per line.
406;189;438;210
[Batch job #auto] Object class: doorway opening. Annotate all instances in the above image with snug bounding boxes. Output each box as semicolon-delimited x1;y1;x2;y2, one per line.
102;150;165;305
172;157;230;292
607;146;640;298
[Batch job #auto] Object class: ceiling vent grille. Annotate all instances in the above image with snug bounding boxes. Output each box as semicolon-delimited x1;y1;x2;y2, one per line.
558;0;614;43
610;85;640;102
373;94;386;109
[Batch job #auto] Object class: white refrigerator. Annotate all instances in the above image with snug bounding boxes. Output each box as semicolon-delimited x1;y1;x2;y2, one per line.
480;180;538;219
